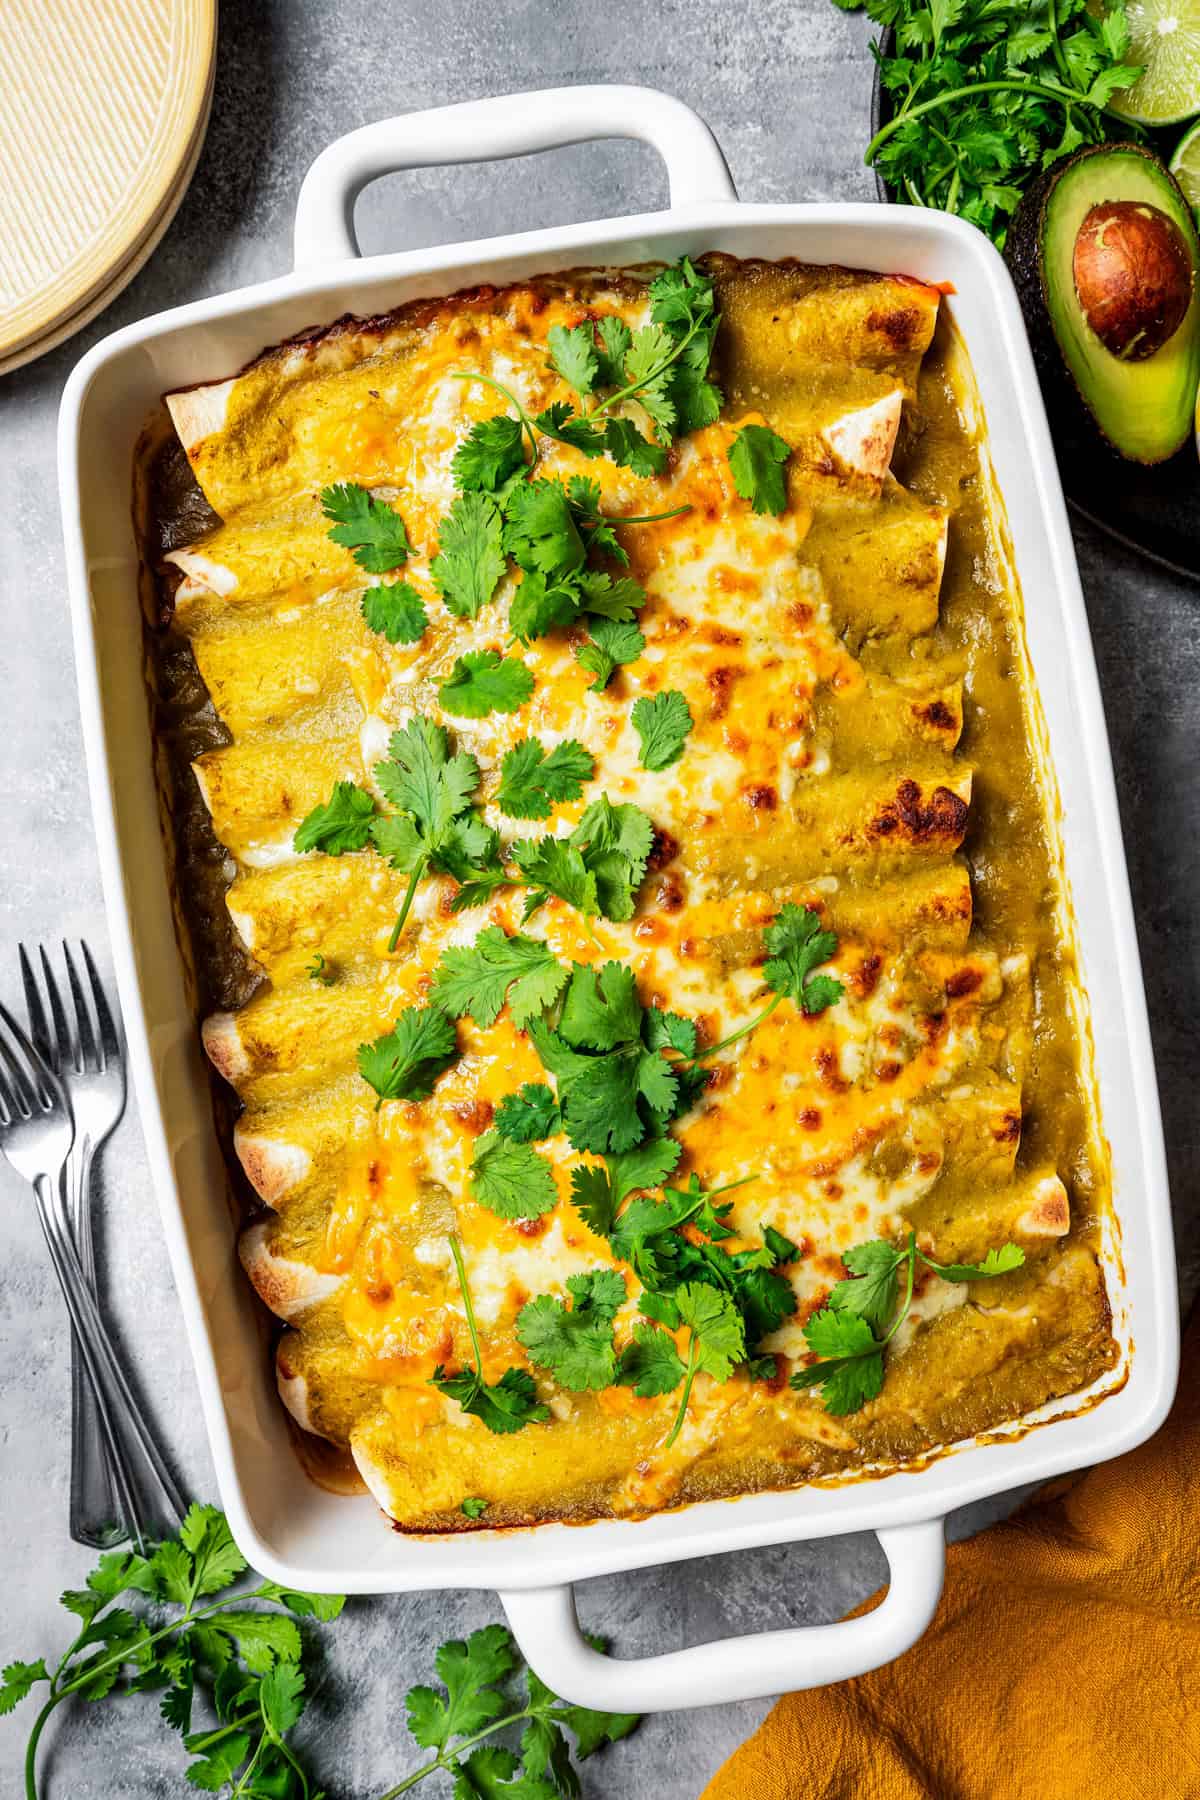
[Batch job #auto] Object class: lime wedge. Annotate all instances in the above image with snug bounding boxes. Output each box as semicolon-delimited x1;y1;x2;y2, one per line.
1109;0;1200;126
1169;115;1200;218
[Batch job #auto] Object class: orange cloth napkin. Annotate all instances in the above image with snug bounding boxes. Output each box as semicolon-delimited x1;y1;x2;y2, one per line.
702;1309;1200;1800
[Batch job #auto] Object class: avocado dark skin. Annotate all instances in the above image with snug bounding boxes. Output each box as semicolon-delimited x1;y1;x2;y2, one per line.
1004;142;1200;466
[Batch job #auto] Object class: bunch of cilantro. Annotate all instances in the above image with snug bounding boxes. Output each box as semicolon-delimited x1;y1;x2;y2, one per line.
837;0;1143;246
3;1507;637;1800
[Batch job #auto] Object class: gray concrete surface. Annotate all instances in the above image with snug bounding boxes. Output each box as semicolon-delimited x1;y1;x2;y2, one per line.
1;2;1197;1795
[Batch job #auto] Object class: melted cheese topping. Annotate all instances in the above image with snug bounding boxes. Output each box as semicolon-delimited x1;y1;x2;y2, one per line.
159;258;1112;1530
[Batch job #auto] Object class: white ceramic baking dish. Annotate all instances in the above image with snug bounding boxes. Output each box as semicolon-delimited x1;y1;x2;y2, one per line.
58;85;1177;1714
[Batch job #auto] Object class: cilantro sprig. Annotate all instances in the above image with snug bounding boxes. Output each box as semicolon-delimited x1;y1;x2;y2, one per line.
791;1230;1026;1415
516;1270;627;1392
5;1509;638;1800
387;1622;637;1799
728;424;791;516
320;482;411;573
495;737;594;820
842;0;1143;247
5;1503;343;1800
358;1005;458;1106
696;904;842;1060
370;718;504;948
430;1235;552;1434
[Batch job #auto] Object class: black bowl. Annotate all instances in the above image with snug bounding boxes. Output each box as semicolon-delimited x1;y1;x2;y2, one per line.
867;26;1200;580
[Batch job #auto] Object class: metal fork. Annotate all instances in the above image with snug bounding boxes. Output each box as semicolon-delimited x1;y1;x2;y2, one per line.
0;1002;185;1552
21;943;128;1546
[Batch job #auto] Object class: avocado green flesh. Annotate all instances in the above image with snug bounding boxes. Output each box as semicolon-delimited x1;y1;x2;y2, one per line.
1041;149;1200;463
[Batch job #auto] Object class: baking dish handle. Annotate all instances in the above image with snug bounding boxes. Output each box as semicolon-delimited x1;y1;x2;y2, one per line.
293;84;737;268
499;1518;945;1713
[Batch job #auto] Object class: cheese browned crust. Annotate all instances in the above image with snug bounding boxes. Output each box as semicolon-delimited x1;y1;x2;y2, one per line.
147;256;1117;1531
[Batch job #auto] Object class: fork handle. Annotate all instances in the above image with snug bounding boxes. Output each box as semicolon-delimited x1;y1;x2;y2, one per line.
65;1139;123;1548
34;1173;187;1553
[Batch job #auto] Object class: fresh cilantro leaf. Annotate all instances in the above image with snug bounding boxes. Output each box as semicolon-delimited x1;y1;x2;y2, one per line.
258;1662;306;1736
471;1131;559;1219
550;413;607;457
675;1282;745;1380
320;482;411;572
642;1007;697;1057
361;579;428;644
790;1345;885;1415
509;569;582;642
728;424;791;515
431;492;508;619
922;1242;1026;1281
747;1353;780;1381
565;477;629;565
622;323;676;435
179;1504;248;1597
576;571;645;620
516;1271;626;1391
374;717;480;831
631;689;693;772
606;1135;683;1203
495;1083;562;1143
570;1163;617;1238
306;951;335;986
405;1624;518;1750
453;414;527;492
558;961;642;1051
511;837;598;920
647;258;723;432
186;1731;252;1790
358;1006;458;1104
203;1611;302;1674
253;1583;346;1621
0;1660;48;1715
615;1322;685;1396
763;904;843;1014
763;1224;799;1264
829;1238;905;1334
548;322;600;395
594;314;633;385
503;478;587;578
496;737;594;819
293;780;376;855
460;1497;489;1520
573;796;653;921
576;617;645;692
603;417;668;477
431;927;567;1028
431;1364;550;1436
439;649;535;718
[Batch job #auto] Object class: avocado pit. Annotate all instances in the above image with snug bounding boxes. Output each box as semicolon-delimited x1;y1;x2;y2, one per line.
1072;199;1192;361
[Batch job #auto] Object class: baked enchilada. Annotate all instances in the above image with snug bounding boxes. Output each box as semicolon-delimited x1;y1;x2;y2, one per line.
139;253;1117;1531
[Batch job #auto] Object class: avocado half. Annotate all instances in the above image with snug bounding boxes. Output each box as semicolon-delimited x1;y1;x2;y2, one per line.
1006;144;1200;464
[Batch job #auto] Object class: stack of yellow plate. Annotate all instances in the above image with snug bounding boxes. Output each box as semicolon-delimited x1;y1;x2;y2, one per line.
0;0;216;376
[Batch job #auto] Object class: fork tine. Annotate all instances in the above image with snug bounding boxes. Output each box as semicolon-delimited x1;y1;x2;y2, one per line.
63;943;100;1074
19;945;53;1065
0;1026;39;1119
40;946;78;1075
80;941;122;1068
0;1003;55;1108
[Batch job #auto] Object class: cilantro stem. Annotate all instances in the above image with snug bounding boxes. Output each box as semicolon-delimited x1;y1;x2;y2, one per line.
881;1234;918;1348
663;1338;699;1450
864;78;1131;165
447;1233;484;1376
388;854;428;952
374;1707;536;1798
24;1689;58;1800
612;505;691;525
693;993;782;1061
